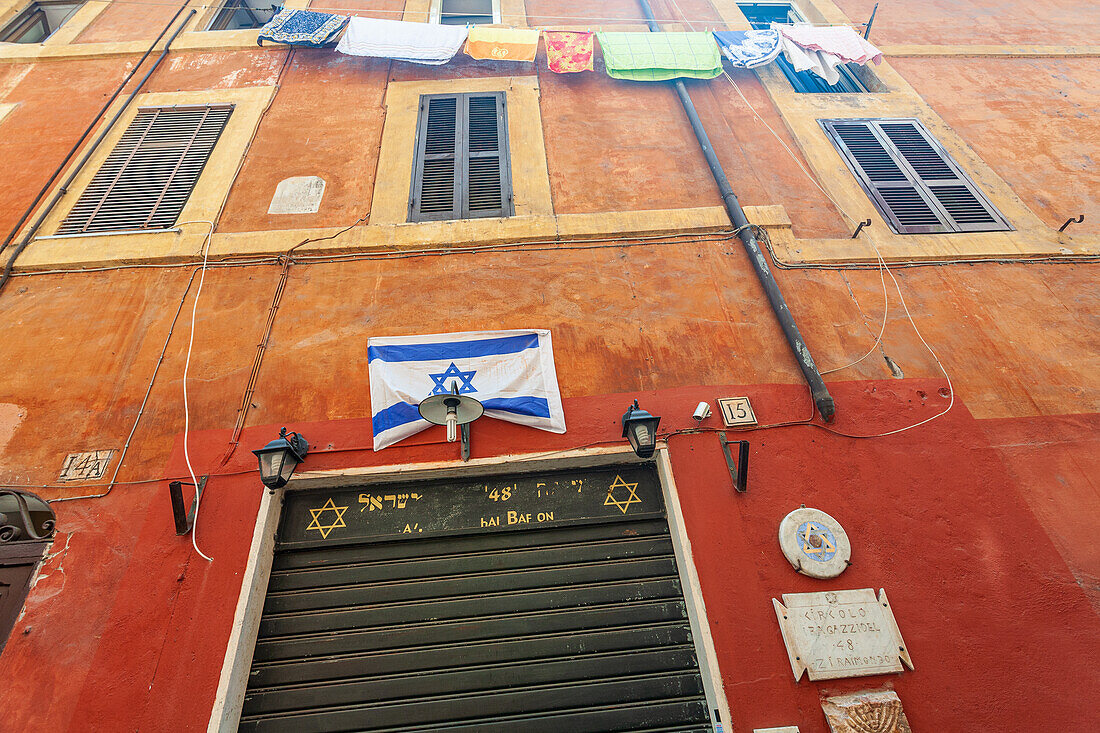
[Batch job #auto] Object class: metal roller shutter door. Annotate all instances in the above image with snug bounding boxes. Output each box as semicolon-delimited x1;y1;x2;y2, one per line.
240;469;714;732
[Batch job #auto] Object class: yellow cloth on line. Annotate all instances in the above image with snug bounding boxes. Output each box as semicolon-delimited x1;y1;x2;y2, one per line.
464;27;541;62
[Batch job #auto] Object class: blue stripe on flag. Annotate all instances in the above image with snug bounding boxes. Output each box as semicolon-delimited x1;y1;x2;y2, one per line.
372;401;423;436
482;396;551;419
368;333;539;363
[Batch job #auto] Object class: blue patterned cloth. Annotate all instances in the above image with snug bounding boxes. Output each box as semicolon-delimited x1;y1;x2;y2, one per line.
713;30;782;69
257;9;349;47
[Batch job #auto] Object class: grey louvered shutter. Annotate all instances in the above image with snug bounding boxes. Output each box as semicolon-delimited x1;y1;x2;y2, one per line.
821;118;1010;234
58;104;233;235
409;92;512;222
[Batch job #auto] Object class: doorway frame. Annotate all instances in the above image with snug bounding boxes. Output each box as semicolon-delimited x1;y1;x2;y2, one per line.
207;443;731;731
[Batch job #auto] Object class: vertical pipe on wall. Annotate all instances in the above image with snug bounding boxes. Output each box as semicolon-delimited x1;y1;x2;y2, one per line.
0;8;197;297
0;1;192;259
633;0;836;421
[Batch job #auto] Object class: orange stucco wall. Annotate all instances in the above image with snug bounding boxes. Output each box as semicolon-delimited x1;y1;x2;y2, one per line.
0;57;135;237
1;0;1098;730
892;56;1100;235
832;0;1100;46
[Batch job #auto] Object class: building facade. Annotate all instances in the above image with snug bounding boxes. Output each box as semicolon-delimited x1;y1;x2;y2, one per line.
0;0;1098;730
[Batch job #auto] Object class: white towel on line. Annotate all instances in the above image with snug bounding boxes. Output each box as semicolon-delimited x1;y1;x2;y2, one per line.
336;17;469;65
774;23;883;65
776;33;844;85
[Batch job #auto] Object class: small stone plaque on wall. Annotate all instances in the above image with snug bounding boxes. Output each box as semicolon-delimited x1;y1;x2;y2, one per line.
268;176;326;214
773;588;913;681
58;450;114;481
822;690;912;733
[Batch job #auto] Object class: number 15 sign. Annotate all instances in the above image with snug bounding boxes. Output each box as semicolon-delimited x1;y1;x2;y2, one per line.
718;397;757;426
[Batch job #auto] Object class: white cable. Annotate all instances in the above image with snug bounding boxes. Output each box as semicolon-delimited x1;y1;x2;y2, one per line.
820;251;888;375
177;220;215;562
665;0;951;435
865;240;954;436
715;71;895;376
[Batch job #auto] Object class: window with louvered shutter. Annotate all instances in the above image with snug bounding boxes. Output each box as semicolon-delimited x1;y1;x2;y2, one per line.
409;93;513;223
57;104;233;236
821;118;1011;234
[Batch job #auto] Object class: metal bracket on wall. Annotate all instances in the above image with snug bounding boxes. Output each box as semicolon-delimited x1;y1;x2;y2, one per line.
169;475;208;535
1058;214;1084;232
862;2;879;39
718;433;749;493
461;423;471;462
851;219;872;238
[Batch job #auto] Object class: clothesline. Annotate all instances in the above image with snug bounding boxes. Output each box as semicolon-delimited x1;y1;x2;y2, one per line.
258;9;883;85
7;0;870;29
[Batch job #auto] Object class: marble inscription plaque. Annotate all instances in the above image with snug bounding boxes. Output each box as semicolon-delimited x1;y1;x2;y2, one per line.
268;176;326;214
773;588;913;681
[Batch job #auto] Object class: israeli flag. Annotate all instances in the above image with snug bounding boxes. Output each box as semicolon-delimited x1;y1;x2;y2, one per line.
368;329;566;450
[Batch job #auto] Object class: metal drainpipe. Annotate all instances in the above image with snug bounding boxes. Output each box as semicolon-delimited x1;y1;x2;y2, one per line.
0;8;197;297
634;0;836;421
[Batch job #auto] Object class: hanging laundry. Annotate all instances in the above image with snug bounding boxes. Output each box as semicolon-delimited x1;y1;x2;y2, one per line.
712;29;781;69
775;33;844;84
774;24;883;65
544;31;595;73
256;9;349;48
596;32;722;82
335;17;469;64
464;27;541;62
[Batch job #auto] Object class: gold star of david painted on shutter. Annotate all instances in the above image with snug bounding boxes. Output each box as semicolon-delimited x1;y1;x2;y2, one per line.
306;498;349;539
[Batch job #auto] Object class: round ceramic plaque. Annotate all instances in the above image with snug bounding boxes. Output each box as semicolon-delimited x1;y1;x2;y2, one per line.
778;507;851;579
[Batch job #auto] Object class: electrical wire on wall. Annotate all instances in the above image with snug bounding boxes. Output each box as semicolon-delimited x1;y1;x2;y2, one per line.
177;220;216;562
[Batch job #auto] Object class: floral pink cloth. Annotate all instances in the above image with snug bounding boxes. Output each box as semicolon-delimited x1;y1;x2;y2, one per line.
774;24;883;65
544;31;595;73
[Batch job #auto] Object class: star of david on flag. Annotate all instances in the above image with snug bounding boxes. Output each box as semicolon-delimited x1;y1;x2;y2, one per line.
367;329;566;450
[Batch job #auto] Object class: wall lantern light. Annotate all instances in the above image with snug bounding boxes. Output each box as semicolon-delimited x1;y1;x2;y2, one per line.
622;400;661;459
419;384;484;462
253;427;309;489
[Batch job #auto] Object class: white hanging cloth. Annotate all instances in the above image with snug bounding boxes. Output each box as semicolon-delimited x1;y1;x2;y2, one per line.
336;16;469;65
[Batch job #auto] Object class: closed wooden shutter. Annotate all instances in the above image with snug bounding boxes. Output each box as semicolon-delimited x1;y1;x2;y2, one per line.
239;466;716;732
820;118;1011;234
58;104;233;235
409;92;513;222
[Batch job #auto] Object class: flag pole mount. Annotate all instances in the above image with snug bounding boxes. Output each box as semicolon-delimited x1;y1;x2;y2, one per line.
418;383;484;462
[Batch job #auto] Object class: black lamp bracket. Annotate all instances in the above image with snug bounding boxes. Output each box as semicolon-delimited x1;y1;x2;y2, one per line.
169;475;208;536
460;422;471;462
279;428;309;461
718;433;749;493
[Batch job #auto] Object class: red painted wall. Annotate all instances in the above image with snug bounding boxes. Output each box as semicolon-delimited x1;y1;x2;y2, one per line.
4;379;1098;731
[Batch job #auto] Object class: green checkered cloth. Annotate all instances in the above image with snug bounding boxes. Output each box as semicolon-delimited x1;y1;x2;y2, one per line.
596;32;722;81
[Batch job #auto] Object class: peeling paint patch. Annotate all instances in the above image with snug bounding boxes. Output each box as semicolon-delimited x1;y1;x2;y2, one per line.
25;532;73;614
0;402;27;457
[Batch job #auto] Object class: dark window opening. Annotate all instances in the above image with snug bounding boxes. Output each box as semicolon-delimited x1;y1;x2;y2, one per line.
0;0;83;43
206;0;275;31
57;104;234;236
821;117;1012;234
438;0;495;25
737;2;866;93
409;92;513;223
